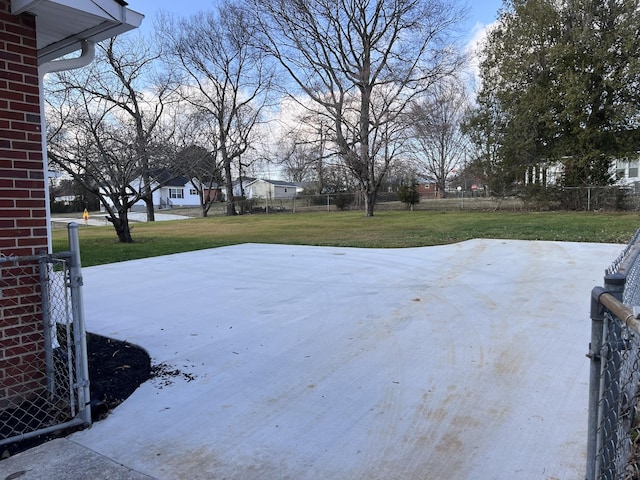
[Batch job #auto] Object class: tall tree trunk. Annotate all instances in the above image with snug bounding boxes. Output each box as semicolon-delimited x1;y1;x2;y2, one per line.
223;156;236;216
360;80;374;217
438;179;447;198
144;194;154;221
365;188;376;217
199;191;209;218
107;210;133;243
141;158;155;221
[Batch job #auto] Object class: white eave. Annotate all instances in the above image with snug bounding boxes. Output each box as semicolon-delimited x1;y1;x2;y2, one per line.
11;0;144;64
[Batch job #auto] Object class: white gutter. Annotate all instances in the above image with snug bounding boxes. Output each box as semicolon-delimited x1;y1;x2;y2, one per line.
39;40;96;252
39;39;96;75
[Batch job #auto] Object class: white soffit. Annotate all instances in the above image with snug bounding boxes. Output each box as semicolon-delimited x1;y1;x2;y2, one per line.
11;0;144;64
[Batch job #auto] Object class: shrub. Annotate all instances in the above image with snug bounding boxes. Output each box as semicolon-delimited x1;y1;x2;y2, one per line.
398;182;420;210
334;193;354;211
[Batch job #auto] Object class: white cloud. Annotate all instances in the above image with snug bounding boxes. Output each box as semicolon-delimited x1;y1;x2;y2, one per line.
465;20;498;94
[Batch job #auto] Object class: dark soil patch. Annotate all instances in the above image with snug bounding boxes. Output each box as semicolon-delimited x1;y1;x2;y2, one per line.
1;333;151;459
86;333;151;409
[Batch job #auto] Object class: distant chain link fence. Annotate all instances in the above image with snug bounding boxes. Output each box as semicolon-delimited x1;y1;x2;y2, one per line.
587;229;640;480
215;185;640;215
0;224;91;450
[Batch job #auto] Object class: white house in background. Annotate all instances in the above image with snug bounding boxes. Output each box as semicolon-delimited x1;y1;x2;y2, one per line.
524;162;564;186
100;175;204;212
149;176;202;210
615;158;640;186
525;155;640;187
226;178;301;200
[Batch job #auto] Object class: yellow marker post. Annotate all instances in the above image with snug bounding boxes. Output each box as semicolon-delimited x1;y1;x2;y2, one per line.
83;208;89;225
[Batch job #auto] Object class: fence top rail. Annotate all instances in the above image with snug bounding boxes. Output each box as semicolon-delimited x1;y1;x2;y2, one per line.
608;228;640;276
0;251;71;265
0;253;45;263
596;288;640;335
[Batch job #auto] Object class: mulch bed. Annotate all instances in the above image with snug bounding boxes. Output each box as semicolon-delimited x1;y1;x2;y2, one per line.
1;333;151;459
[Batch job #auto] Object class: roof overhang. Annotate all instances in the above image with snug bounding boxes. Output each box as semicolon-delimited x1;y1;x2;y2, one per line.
11;0;144;64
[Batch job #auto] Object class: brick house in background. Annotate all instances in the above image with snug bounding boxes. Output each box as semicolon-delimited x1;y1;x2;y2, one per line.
0;0;141;409
415;178;442;199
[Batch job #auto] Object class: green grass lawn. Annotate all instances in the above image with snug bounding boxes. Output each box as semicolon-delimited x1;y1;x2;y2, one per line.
52;210;640;267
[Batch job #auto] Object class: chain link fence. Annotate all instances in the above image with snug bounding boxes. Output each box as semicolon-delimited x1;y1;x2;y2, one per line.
209;185;640;215
587;228;640;479
0;224;91;450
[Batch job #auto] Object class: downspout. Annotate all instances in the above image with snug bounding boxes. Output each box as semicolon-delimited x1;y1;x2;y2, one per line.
39;40;96;252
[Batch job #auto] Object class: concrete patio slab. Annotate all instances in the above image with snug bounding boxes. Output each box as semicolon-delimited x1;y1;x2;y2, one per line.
1;240;623;479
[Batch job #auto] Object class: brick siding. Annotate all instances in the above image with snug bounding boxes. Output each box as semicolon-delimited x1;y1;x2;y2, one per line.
0;0;48;409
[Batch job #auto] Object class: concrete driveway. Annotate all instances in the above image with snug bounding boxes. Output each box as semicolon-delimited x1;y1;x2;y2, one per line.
60;240;622;479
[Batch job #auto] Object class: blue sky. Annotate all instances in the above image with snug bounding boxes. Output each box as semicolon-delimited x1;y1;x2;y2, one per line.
131;0;505;41
467;0;504;27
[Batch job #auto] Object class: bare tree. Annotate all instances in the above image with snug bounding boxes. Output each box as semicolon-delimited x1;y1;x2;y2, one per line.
409;76;470;197
159;1;274;216
275;138;316;183
272;115;328;184
248;0;466;216
46;36;178;242
167;104;222;218
269;103;337;193
179;145;222;217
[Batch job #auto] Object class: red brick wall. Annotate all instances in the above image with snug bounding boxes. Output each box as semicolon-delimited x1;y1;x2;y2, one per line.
417;182;441;199
0;0;48;408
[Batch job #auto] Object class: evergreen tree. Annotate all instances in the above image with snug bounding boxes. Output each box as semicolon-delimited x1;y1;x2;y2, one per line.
398;180;421;210
468;0;640;195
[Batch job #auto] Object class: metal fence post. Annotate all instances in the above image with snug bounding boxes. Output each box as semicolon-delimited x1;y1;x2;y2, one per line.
67;222;92;426
39;255;55;397
587;273;625;480
588;285;606;480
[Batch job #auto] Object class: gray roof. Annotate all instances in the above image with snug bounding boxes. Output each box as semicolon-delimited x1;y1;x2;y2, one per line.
260;179;299;187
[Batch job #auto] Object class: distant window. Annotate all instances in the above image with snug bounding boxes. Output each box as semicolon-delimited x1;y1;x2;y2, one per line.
629;160;639;178
169;188;184;199
616;160;626;179
190;189;197;195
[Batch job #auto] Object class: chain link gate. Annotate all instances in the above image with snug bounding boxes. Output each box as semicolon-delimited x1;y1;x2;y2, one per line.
587;229;640;480
0;224;91;450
